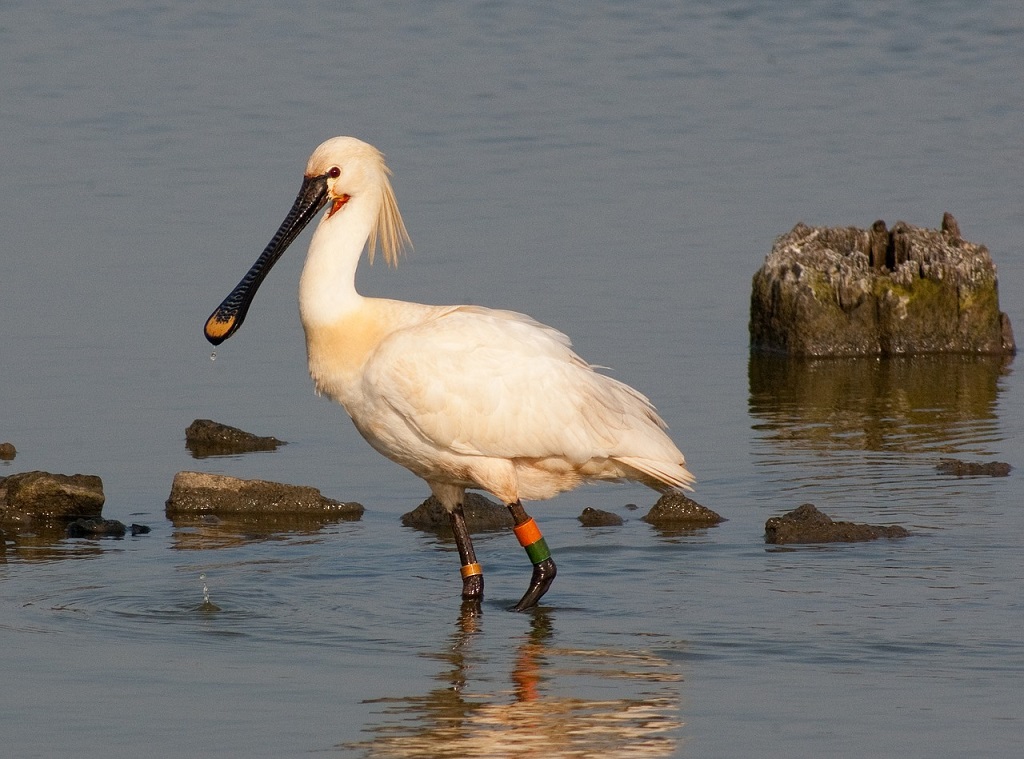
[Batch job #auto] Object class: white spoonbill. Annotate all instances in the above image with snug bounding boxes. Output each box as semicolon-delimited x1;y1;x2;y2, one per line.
205;136;694;610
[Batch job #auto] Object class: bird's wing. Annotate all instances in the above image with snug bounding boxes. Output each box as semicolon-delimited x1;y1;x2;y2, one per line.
363;306;677;465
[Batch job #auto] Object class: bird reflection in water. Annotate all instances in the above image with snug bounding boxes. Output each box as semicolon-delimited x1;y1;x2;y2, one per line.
345;603;683;758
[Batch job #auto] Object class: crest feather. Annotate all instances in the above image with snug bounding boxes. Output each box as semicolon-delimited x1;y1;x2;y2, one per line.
368;162;411;266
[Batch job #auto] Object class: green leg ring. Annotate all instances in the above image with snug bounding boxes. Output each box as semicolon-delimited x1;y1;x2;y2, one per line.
524;537;551;565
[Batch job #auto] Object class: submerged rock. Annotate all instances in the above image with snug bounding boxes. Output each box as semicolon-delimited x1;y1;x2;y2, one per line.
0;442;16;460
66;516;127;538
0;471;105;523
401;492;513;533
185;419;285;458
936;459;1011;478
764;503;909;544
165;471;363;518
578;507;624;527
750;215;1015;356
641;493;724;527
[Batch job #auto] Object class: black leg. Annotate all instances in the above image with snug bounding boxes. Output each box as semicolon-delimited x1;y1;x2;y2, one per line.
507;501;557;611
449;502;483;601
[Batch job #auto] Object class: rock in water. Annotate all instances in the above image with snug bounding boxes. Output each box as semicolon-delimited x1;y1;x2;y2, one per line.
936;459;1011;478
165;471;363;517
0;471;105;521
764;503;909;544
578;507;624;527
401;492;513;533
750;215;1016;356
641;493;725;527
66;517;127;538
185;419;285;457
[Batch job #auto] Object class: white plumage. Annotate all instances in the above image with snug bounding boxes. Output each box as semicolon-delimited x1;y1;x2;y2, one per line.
205;136;694;609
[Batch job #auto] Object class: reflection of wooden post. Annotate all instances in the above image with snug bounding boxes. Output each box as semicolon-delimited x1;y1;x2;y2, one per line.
869;219;889;269
747;352;1011;456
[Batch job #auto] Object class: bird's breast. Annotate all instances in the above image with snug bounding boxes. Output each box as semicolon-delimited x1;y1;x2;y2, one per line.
302;300;444;405
303;310;387;403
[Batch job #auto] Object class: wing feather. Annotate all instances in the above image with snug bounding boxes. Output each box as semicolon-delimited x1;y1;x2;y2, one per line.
362;306;689;488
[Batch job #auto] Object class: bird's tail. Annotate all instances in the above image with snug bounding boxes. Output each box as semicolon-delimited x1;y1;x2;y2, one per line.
615;456;696;492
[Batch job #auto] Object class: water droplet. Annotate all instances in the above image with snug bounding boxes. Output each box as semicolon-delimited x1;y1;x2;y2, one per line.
210;351;217;362
197;572;221;612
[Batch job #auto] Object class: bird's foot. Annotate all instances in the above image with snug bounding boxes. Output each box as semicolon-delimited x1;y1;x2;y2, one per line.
510;557;557;611
461;571;484;601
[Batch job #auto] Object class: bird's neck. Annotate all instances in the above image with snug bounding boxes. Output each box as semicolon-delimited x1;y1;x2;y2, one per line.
298;196;377;327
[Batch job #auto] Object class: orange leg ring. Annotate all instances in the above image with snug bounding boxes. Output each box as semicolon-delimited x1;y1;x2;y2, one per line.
460;562;483;579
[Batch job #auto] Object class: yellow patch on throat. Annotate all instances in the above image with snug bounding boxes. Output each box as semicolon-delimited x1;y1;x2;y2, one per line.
304;307;387;398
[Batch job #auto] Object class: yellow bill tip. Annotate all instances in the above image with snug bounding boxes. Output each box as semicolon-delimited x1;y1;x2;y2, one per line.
204;313;237;345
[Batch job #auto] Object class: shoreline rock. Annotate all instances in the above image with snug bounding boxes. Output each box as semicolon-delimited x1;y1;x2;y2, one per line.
765;503;909;544
750;215;1015;356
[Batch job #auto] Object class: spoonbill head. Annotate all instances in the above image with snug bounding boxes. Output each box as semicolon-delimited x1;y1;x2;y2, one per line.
204;136;694;611
204;137;408;345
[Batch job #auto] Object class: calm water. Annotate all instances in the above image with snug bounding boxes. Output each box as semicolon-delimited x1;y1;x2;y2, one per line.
2;1;1022;757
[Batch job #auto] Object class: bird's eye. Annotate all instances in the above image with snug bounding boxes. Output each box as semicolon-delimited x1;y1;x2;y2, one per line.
327;166;341;179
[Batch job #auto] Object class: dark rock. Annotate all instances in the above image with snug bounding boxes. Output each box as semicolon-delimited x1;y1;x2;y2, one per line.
165;471;363;517
66;517;127;538
401;492;513;533
641;493;725;526
0;471;105;522
750;215;1015;356
185;419;285;458
578;507;623;527
130;523;152;535
764;503;909;544
0;442;16;460
936;459;1011;477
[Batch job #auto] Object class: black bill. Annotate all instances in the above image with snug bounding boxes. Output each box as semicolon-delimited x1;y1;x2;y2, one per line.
204;173;331;345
